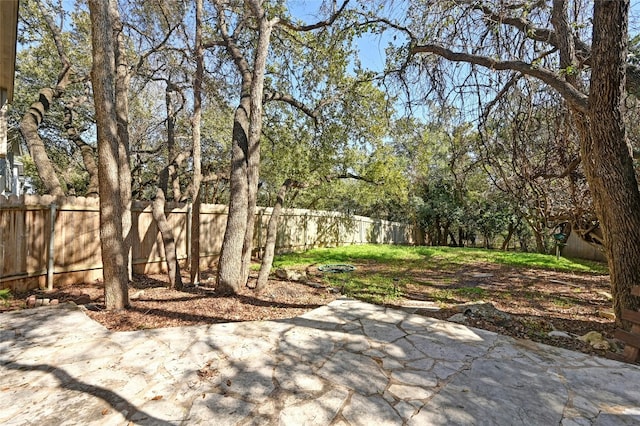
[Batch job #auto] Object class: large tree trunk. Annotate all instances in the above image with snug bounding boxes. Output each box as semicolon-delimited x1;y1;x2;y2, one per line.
216;0;278;293
112;1;133;282
442;223;450;246
533;232;545;254
215;0;345;292
88;0;129;310
217;96;250;293
582;0;640;326
256;180;290;291
240;4;275;286
190;0;204;285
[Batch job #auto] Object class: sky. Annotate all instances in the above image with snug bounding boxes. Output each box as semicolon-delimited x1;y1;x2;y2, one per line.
286;0;400;73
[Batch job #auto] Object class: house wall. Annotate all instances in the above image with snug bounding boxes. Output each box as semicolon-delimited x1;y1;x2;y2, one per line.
561;231;606;262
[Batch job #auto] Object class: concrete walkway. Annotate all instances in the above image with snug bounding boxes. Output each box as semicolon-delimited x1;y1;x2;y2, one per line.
1;299;639;425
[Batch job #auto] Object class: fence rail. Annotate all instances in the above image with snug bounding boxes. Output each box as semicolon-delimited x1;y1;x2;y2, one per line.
0;194;415;292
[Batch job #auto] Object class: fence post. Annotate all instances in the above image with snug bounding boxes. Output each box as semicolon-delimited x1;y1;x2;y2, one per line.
303;213;307;250
47;203;57;291
257;210;263;259
186;202;192;267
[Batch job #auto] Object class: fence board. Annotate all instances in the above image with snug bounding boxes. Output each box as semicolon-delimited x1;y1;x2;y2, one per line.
621;309;640;326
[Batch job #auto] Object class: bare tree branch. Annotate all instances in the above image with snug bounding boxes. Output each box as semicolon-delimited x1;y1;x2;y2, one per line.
263;91;326;124
411;43;588;113
279;0;350;31
533;156;581;180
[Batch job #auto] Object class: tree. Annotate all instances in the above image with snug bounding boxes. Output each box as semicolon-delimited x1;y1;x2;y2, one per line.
16;0;90;196
213;0;352;293
477;80;590;254
381;0;640;324
255;178;298;290
88;0;129;310
190;0;205;285
149;81;184;290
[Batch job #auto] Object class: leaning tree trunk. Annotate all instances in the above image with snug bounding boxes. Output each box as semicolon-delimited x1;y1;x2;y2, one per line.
525;217;547;254
448;231;458;247
151;185;183;290
88;0;129;310
501;221;517;251
148;83;183;291
581;0;640;326
256;180;291;291
18;4;74;197
64;106;99;196
20;87;66;196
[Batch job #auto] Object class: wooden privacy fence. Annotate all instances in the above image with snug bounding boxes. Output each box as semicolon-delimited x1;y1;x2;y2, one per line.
612;286;640;364
0;194;416;292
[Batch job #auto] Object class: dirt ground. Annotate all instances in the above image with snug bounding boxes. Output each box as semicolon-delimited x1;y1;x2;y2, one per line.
2;263;619;359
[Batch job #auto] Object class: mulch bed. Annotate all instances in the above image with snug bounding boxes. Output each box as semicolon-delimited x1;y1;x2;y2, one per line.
1;264;619;358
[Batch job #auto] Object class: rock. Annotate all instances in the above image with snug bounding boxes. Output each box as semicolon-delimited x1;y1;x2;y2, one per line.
448;313;468;324
597;291;613;300
71;294;92;305
275;268;307;282
84;303;101;312
608;340;622;353
130;290;145;300
597;309;615;320
548;330;572;339
578;331;610;350
455;302;511;320
591;340;610;350
50;299;59;305
469;273;494;278
26;295;37;308
578;331;603;343
291;272;306;282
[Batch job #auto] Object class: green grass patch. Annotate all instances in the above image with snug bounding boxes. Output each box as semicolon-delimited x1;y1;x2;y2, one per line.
320;272;404;305
455;287;487;300
272;245;607;306
0;288;12;306
275;245;607;274
429;287;487;305
273;244;427;268
551;297;574;308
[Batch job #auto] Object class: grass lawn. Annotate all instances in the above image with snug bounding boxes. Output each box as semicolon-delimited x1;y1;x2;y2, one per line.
274;244;608;305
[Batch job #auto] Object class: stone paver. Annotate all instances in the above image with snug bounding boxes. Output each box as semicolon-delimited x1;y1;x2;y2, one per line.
1;299;640;425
